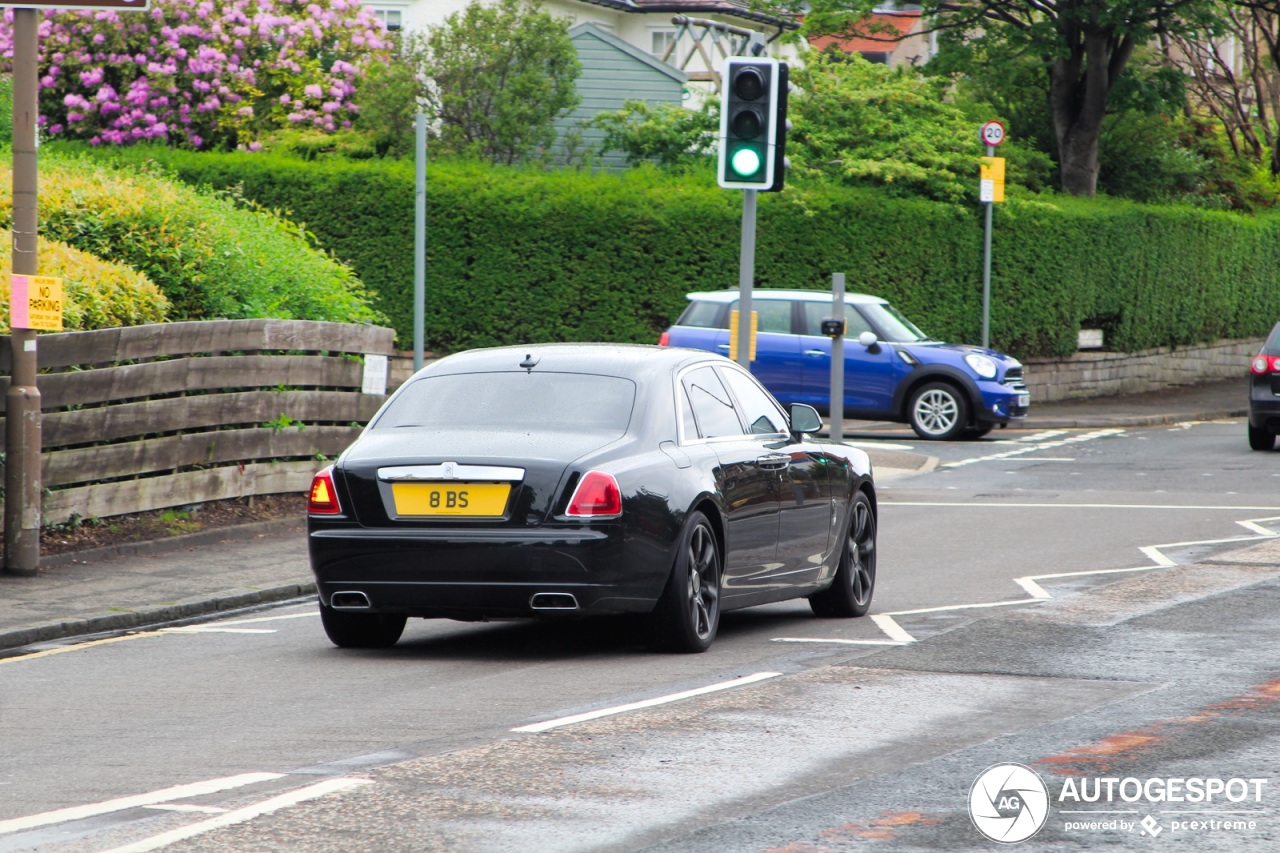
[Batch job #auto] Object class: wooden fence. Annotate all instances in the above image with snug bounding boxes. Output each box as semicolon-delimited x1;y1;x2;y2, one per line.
0;319;395;526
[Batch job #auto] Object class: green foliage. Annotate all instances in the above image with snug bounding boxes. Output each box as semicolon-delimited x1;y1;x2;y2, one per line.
9;148;381;325
0;73;11;147
591;99;719;168
0;238;170;333
87;147;1280;359
414;0;581;164
349;44;422;160
787;50;984;203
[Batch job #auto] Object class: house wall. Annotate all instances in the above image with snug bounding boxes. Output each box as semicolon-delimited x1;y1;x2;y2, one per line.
559;26;687;168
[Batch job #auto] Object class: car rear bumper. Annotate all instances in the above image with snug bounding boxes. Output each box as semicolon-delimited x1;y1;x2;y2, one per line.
1249;391;1280;430
308;524;666;619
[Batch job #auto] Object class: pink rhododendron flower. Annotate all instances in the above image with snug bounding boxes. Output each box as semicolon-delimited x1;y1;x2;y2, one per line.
0;0;389;149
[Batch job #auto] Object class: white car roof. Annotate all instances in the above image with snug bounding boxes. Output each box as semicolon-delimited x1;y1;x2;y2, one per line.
686;289;888;305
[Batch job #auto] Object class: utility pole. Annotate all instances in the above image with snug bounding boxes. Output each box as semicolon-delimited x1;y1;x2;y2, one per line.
5;8;41;576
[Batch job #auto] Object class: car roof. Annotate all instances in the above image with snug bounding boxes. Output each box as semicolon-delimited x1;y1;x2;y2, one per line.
686;289;888;305
419;343;725;382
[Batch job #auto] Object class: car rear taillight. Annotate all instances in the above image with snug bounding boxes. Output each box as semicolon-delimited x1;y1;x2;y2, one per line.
1252;355;1280;375
566;471;623;518
308;467;342;515
658;332;670;346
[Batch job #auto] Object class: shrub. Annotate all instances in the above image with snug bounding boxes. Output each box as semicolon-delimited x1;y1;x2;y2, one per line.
0;0;390;151
0;151;381;324
0;237;169;333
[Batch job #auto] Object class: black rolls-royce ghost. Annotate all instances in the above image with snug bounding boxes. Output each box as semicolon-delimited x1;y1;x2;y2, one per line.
308;344;878;653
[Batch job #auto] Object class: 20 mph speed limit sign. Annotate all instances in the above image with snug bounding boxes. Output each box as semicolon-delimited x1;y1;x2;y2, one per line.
980;121;1005;147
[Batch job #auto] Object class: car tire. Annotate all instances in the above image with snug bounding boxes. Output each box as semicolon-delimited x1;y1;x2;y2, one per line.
962;424;995;440
647;511;721;653
319;602;407;649
809;491;876;618
1249;423;1276;451
908;381;969;440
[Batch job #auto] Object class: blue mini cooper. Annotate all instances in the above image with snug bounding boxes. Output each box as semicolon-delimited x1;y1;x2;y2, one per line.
660;289;1030;440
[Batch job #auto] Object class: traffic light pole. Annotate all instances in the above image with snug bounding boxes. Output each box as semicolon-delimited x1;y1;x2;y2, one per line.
735;189;756;370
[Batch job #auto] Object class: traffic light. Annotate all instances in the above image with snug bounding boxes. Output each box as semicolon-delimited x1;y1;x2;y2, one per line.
718;57;781;190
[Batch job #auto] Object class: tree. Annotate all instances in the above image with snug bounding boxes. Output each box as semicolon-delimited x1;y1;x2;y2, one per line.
410;0;580;164
0;0;391;150
790;0;1225;196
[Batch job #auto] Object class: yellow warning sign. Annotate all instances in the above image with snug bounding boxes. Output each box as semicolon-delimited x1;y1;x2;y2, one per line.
980;157;1006;203
10;274;64;331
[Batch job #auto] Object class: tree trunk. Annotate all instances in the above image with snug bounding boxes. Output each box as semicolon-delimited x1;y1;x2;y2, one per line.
1046;29;1134;197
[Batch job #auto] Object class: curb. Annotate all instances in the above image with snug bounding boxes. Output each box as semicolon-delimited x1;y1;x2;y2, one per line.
1022;407;1247;430
0;577;317;652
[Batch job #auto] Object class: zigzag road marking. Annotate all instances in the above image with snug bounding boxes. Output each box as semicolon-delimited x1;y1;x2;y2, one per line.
776;513;1280;647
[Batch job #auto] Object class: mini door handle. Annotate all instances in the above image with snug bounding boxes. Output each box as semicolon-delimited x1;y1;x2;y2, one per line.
804;349;828;357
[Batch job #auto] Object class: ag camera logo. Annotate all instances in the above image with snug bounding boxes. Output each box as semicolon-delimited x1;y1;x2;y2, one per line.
969;763;1050;843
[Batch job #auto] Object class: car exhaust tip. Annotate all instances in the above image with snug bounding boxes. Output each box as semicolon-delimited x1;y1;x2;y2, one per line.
530;592;579;611
330;591;372;610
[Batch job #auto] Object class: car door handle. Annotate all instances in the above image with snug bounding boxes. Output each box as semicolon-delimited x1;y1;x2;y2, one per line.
717;344;730;351
755;454;790;470
804;349;828;358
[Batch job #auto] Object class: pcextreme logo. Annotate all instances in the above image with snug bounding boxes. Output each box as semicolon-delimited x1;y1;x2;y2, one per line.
969;763;1051;844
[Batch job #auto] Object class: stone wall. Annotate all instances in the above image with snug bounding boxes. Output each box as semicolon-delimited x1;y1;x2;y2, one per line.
1022;338;1262;403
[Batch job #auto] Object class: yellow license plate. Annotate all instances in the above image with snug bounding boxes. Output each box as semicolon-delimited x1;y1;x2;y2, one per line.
391;482;511;517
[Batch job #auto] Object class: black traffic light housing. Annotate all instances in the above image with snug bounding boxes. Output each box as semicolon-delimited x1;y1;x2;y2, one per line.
718;57;784;190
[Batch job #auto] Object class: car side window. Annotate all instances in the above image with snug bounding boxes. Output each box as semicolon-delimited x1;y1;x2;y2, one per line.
682;366;745;438
729;299;791;334
802;302;873;339
719;367;789;435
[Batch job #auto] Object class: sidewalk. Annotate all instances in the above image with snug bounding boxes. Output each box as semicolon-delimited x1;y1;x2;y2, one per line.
0;378;1249;652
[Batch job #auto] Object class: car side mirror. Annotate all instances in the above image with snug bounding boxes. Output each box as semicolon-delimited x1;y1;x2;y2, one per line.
858;331;878;348
789;404;822;436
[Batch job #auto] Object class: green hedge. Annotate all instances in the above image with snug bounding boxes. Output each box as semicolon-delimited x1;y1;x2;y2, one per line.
74;145;1280;358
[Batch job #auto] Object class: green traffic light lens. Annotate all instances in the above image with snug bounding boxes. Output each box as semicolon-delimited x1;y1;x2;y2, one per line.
731;147;762;177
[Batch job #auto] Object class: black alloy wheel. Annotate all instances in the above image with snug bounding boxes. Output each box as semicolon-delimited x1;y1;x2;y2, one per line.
908;381;969;441
647;511;721;653
319;602;407;649
810;491;877;618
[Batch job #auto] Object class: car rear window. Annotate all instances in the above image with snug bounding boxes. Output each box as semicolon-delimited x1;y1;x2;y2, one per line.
373;372;636;433
676;300;728;329
1266;322;1280;351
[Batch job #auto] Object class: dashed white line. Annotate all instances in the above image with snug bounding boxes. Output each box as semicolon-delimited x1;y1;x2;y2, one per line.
945;428;1125;468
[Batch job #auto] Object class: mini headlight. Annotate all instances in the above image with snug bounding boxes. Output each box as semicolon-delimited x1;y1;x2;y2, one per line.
964;353;998;379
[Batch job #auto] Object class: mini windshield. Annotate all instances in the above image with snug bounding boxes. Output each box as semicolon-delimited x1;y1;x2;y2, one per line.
862;302;929;343
373;372;637;434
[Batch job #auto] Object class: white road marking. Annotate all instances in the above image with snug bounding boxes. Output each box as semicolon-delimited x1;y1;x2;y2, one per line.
96;777;371;853
773;637;907;646
865;515;1280;644
0;773;283;835
511;672;782;733
160;628;277;635
143;805;227;815
886;502;1280;511
945;428;1125;467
